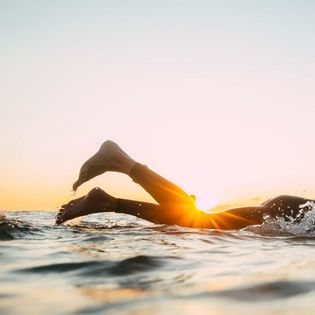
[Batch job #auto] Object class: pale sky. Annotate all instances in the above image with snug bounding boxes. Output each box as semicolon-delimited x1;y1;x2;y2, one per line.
1;1;314;210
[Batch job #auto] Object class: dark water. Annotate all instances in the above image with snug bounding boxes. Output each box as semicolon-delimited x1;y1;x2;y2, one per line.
1;211;315;315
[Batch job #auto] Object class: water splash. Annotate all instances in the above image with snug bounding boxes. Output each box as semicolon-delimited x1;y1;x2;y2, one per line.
248;201;315;237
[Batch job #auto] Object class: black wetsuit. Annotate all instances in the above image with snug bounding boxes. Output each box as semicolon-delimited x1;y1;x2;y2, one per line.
115;163;314;229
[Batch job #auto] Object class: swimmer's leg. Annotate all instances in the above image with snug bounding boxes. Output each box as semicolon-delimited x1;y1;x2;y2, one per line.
62;140;268;228
73;140;136;191
56;188;116;224
73;140;196;209
129;162;196;208
56;187;190;225
58;141;197;225
115;201;267;229
56;187;257;229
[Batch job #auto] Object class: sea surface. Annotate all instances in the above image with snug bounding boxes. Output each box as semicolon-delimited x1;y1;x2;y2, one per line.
1;210;315;315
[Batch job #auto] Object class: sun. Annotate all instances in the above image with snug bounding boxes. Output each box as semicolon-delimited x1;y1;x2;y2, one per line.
195;194;221;212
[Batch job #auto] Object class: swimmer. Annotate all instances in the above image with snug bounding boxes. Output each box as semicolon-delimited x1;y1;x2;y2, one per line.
56;140;314;229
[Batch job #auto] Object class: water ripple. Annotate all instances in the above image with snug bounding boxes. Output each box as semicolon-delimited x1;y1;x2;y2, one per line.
16;255;172;277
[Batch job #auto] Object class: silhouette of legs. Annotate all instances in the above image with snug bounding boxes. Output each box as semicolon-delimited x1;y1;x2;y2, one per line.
56;141;315;229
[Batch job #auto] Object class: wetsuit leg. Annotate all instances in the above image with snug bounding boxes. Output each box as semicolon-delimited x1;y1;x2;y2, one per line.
115;193;315;229
115;199;266;229
113;163;200;226
129;163;196;209
117;163;289;229
115;199;185;225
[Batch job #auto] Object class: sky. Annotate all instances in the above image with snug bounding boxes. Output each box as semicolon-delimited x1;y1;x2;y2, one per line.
1;0;315;211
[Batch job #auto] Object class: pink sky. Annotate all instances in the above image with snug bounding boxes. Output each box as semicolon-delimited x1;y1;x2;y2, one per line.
1;1;314;210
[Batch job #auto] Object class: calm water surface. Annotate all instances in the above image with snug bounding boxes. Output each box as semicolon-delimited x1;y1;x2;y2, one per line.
1;210;315;315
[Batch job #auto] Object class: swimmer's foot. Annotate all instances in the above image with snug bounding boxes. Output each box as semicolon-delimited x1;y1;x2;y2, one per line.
56;188;117;225
73;140;136;191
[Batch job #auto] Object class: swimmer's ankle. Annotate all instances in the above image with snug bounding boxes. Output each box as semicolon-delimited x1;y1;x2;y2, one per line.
123;159;137;175
87;187;118;213
100;140;137;175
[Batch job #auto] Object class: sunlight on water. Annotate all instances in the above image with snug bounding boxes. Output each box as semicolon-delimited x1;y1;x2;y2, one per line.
2;211;315;315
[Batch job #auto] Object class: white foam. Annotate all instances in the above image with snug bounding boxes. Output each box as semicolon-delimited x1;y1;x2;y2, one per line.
248;201;315;237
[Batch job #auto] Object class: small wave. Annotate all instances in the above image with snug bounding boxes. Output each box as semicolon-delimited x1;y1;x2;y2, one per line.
0;220;40;241
18;260;104;273
109;255;165;275
207;280;315;301
81;235;111;243
17;255;169;277
75;221;141;230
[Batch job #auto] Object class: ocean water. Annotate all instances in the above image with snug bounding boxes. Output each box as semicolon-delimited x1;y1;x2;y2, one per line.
1;210;315;315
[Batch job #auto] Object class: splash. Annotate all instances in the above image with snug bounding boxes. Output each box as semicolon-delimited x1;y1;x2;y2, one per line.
249;201;315;237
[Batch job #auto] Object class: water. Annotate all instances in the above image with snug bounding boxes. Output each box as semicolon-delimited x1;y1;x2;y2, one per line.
1;210;315;315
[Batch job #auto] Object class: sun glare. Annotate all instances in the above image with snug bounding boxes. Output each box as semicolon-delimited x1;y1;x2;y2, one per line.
195;194;220;212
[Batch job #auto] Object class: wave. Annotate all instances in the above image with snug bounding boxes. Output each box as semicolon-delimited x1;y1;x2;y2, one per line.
190;280;315;301
5;204;315;241
16;255;170;276
0;220;41;241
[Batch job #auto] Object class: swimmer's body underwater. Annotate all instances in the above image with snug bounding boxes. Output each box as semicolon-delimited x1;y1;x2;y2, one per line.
56;140;314;229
